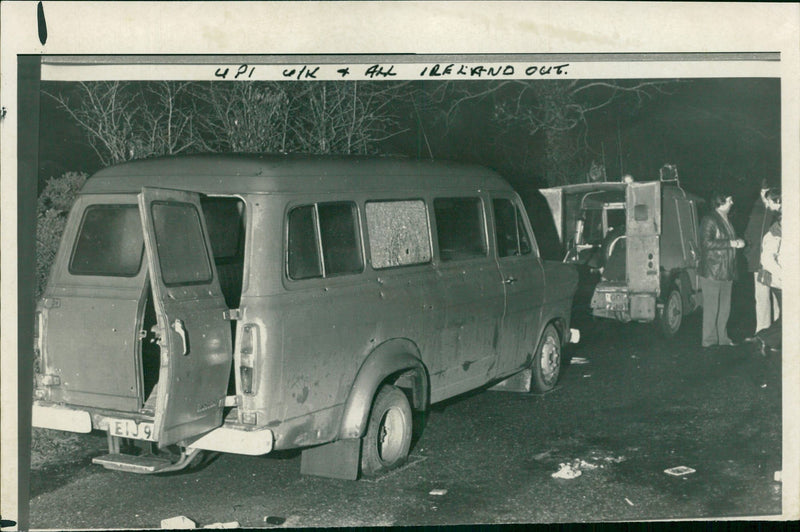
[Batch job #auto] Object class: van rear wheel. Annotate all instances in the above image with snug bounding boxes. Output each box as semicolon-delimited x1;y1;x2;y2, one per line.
531;324;561;393
361;385;412;477
657;285;683;338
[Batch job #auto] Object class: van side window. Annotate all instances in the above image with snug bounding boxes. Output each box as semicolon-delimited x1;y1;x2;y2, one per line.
151;201;213;286
493;198;532;258
365;200;432;269
287;202;363;280
201;197;245;308
69;204;144;277
202;198;244;261
434;197;488;261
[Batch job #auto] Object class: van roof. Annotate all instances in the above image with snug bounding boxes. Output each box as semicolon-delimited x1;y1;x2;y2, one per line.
81;154;512;195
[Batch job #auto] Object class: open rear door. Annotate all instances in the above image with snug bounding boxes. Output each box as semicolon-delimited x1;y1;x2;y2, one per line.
139;187;232;447
539;187;565;246
626;182;661;296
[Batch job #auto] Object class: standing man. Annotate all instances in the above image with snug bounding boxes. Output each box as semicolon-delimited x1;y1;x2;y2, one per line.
755;189;782;355
699;193;745;348
743;180;779;338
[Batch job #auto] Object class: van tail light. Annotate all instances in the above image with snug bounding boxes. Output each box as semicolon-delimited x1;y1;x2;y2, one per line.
239;324;258;395
240;367;254;395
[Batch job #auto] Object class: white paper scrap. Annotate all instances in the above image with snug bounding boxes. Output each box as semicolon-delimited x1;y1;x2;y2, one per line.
664;466;696;476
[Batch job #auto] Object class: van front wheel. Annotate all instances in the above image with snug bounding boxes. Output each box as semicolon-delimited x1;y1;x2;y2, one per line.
361;385;412;477
531;324;561;393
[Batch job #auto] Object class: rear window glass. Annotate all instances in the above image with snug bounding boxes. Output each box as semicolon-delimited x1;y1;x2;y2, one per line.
69;205;144;276
151;201;213;286
365;200;431;269
287;202;363;280
434;197;487;261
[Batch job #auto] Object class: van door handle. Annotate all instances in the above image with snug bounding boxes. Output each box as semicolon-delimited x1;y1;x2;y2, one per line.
504;276;517;285
172;319;188;356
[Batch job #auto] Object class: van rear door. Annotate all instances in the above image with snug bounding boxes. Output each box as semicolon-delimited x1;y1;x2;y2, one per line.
626;182;661;296
138;187;232;447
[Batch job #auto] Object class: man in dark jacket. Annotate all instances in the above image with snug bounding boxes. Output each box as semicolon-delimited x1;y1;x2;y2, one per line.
699;193;745;347
743;181;779;337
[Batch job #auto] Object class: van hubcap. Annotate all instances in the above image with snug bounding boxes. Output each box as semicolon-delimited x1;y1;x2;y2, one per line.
666;292;682;331
541;336;560;383
378;408;405;463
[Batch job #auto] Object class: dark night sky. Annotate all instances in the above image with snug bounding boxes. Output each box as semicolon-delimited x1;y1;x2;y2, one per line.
39;77;780;226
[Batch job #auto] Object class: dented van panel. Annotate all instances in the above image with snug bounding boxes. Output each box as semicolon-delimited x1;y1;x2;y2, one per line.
33;154;578;478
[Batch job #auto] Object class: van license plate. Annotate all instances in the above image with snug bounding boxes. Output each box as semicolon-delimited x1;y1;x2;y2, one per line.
107;418;155;441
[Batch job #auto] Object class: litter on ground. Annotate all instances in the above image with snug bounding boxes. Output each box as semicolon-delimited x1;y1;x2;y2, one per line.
429;488;448;496
774;470;782;482
625;498;635;506
533;450;553;461
570;357;590;365
161;515;196;529
664;466;696;476
551;462;582;479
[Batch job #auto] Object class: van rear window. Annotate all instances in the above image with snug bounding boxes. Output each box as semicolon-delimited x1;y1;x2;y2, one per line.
434;197;488;261
151;201;213;286
69;205;144;277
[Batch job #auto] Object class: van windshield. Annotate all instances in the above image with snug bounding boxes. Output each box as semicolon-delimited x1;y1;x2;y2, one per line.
69;204;144;277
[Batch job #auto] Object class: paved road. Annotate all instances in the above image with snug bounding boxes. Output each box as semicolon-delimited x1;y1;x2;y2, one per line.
29;311;782;528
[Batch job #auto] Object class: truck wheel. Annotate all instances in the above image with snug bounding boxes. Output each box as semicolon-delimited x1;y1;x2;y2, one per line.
657;285;683;338
361;385;412;477
531;324;561;393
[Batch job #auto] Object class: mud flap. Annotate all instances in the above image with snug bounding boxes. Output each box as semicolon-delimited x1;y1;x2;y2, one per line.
300;438;361;480
489;369;532;393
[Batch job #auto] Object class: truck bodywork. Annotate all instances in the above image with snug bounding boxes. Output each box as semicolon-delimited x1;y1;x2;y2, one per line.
538;174;701;334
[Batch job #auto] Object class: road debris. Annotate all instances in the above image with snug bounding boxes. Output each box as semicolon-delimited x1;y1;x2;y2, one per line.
533;450;553;461
161;515;196;529
625;497;635;506
429;488;448;496
570;357;590;365
583;374;592;378
551;462;582;479
664;466;696;476
203;522;240;529
774;470;782;482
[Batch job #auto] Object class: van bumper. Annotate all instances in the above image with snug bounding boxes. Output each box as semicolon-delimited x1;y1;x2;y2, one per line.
33;401;274;456
33;402;93;433
187;425;274;456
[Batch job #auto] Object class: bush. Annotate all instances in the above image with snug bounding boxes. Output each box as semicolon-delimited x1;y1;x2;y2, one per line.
36;172;87;297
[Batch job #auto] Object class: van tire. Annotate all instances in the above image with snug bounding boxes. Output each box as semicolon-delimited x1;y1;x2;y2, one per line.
531;324;561;393
360;385;413;477
656;285;683;338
